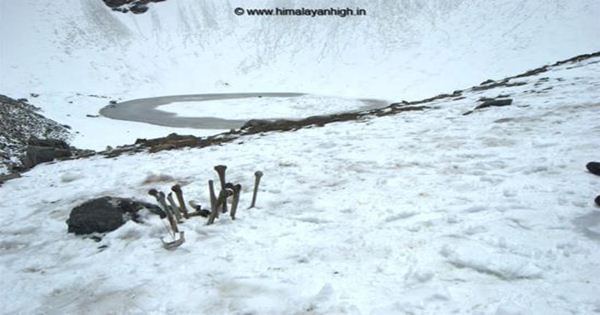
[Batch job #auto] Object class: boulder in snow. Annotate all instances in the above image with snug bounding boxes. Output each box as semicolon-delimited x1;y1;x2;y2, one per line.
586;162;600;176
66;196;162;235
22;138;72;169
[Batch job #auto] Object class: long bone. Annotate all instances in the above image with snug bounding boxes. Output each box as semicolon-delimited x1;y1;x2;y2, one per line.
148;189;175;232
230;184;242;220
167;192;183;222
249;171;263;209
214;165;228;213
149;189;184;249
161;231;185;250
208;180;217;212
171;184;189;218
207;189;228;225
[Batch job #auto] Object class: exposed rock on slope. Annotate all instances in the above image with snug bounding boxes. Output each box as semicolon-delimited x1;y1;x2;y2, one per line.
96;51;600;158
0;95;71;174
102;0;166;14
67;196;162;235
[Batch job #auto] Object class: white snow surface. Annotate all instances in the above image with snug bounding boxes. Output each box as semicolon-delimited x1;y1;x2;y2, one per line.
1;0;599;149
158;95;369;120
1;55;599;314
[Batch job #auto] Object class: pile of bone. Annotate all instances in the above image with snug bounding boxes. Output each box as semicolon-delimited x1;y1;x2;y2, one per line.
148;165;263;250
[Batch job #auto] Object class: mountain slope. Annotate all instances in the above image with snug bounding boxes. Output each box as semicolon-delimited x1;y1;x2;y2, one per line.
0;53;598;314
1;0;599;100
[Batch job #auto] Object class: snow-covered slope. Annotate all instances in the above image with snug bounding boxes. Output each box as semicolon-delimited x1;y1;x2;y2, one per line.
0;53;598;314
1;0;599;101
2;0;598;150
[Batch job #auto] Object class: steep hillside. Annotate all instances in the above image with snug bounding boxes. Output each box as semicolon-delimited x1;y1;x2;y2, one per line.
0;95;71;174
1;0;599;101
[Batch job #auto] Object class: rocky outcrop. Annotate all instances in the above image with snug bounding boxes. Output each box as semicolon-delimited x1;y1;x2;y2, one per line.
22;138;73;169
67;196;163;235
0;95;71;175
102;0;166;14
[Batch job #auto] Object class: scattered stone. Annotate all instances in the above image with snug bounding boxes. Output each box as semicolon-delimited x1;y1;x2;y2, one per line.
513;66;549;78
596;195;600;207
28;138;70;149
86;114;100;118
67;196;163;235
20;137;72;169
463;98;513;116
103;0;130;7
0;95;71;173
586;162;600;176
102;0;167;14
130;3;148;14
472;80;526;92
109;100;118;105
476;99;513;109
22;145;72;169
0;172;21;185
30;93;39;98
112;7;129;13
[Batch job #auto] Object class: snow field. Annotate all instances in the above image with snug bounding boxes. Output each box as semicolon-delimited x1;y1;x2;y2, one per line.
0;57;599;314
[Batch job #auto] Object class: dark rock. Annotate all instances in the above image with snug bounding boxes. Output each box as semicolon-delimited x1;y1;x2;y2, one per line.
241;119;273;129
472;80;526;92
21;137;72;169
17;98;28;103
137;133;199;149
30;93;39;98
103;0;130;7
586;162;600;176
112;7;129;13
22;146;70;168
480;79;495;85
0;95;71;172
513;66;549;78
595;195;600;207
463;99;513;116
109;100;118;105
475;99;513;110
27;137;69;149
66;196;160;235
0;172;21;185
86;114;100;118
130;3;148;14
